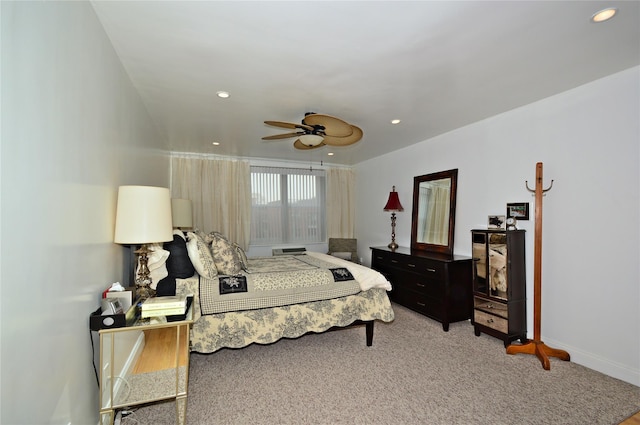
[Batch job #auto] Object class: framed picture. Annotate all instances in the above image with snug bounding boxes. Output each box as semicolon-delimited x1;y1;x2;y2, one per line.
506;202;530;220
488;215;505;229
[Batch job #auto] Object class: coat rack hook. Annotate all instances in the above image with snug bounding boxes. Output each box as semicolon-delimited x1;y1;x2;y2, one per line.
525;180;535;193
526;179;554;195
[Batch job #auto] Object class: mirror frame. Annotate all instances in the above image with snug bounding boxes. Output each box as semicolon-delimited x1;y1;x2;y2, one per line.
410;168;458;256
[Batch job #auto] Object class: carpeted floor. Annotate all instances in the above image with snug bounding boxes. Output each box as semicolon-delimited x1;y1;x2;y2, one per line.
122;303;640;425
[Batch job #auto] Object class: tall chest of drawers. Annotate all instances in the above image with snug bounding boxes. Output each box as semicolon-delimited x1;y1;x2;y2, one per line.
471;229;527;346
370;246;473;331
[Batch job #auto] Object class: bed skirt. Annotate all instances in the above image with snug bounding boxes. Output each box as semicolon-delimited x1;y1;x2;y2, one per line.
176;275;394;353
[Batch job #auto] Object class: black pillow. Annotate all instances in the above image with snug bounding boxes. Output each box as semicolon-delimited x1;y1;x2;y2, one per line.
156;277;176;297
163;234;196;278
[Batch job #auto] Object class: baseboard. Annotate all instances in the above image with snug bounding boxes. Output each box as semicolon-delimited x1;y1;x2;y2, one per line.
545;337;640;387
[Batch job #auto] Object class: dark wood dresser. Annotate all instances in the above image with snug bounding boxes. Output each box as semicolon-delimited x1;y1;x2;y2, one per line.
370;246;473;331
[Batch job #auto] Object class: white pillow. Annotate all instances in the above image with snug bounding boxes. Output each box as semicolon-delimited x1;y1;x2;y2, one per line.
186;232;218;279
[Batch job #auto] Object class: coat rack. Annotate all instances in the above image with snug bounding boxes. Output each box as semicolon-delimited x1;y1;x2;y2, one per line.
506;162;570;370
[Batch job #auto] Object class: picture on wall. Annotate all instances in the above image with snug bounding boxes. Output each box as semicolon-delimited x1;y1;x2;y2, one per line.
506;202;530;220
488;215;505;229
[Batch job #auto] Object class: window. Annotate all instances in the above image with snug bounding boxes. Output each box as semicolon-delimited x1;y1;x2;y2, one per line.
250;166;326;245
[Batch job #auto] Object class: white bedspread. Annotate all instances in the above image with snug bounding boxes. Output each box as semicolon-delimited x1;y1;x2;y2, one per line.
305;251;392;292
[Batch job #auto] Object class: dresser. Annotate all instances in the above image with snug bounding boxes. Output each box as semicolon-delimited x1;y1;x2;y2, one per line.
471;229;527;346
370;246;473;331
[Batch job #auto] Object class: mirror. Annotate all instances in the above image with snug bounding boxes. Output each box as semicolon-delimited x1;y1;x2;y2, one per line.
410;169;458;256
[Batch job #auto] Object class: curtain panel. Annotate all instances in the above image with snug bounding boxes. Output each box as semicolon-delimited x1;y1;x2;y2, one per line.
171;156;251;249
326;167;355;238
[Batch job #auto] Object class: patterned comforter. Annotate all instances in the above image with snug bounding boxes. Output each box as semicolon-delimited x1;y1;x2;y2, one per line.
199;255;361;315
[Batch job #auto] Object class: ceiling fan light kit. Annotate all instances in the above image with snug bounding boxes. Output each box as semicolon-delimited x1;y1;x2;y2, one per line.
298;134;325;147
262;112;363;150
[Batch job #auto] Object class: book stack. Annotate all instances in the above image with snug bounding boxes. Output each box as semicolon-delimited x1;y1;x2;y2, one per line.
141;295;187;318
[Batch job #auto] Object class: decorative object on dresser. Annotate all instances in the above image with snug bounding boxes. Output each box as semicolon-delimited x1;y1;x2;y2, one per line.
506;162;570;369
114;186;174;301
382;186;404;250
506;202;529;221
471;229;527;347
371;246;473;331
410;169;458;256
171;198;193;230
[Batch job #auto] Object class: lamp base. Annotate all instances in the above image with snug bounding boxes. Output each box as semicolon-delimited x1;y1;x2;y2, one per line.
135;245;156;301
135;279;156;301
388;241;398;250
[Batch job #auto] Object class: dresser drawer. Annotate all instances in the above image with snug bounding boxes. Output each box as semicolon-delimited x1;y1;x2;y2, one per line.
393;272;443;300
474;297;507;320
474;310;508;334
374;251;445;280
391;289;441;317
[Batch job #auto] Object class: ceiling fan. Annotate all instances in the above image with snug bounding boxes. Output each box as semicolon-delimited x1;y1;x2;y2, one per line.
262;112;363;150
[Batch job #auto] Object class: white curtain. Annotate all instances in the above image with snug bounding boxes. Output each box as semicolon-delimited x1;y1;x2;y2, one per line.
171;156;251;249
326;167;355;238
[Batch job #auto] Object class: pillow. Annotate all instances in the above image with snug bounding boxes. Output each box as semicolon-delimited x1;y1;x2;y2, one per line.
163;232;196;278
210;233;243;275
186;232;218;279
233;243;248;271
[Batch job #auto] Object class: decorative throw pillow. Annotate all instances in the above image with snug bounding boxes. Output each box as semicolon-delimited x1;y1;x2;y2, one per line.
233;243;249;271
163;232;196;278
210;233;243;275
186;232;218;279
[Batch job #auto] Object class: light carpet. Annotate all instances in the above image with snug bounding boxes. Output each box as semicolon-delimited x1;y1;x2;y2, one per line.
122;303;640;425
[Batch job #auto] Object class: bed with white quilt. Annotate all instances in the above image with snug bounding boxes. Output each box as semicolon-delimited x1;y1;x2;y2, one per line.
153;230;395;353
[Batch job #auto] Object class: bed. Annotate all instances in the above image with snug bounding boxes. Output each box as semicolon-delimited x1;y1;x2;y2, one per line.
154;230;395;353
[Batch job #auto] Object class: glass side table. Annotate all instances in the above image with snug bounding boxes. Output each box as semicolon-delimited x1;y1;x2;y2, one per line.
98;301;193;425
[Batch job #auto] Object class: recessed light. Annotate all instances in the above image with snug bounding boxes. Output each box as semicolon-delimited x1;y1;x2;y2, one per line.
327;152;334;156
391;119;401;124
591;7;617;23
212;141;220;146
216;91;230;98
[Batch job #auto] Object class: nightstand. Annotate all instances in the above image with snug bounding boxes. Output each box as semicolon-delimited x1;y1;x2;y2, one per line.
98;302;193;425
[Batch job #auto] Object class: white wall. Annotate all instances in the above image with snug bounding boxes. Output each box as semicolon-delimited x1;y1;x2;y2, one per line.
1;2;169;424
355;66;640;386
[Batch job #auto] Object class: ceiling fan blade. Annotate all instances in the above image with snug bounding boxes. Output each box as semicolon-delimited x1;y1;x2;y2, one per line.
293;139;326;150
265;121;314;131
302;114;353;137
322;125;363;146
262;132;304;140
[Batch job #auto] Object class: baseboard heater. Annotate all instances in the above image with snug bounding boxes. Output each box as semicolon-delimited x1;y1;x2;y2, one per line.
272;247;307;256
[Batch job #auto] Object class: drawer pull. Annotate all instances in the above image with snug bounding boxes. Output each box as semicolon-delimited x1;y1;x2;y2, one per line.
407;263;416;268
417;302;426;307
486;318;494;324
416;283;425;287
391;260;398;263
426;268;436;273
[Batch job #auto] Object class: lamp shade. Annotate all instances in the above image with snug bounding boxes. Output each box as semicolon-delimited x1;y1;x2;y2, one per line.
383;186;404;211
171;198;193;228
114;186;173;244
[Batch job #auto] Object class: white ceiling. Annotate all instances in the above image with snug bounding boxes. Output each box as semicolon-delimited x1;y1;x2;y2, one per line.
91;1;640;166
